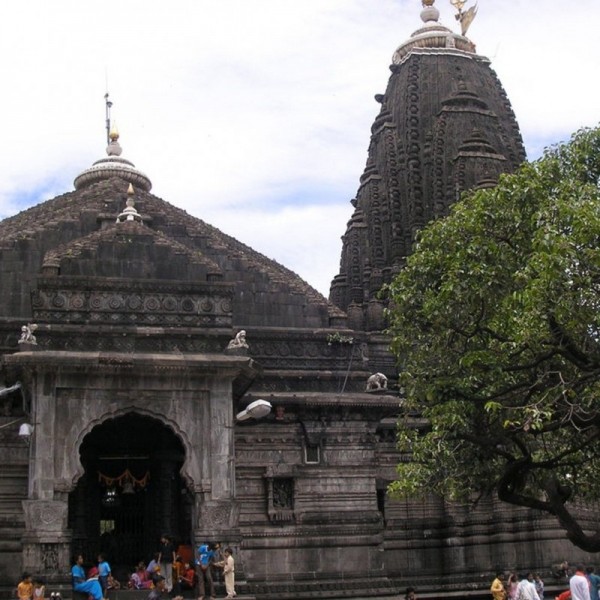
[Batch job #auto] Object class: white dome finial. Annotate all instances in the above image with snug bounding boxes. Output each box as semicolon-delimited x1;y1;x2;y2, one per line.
421;0;440;23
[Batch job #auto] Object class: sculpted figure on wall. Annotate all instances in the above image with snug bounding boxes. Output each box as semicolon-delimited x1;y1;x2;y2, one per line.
18;324;38;345
366;372;388;392
225;330;249;355
227;330;248;349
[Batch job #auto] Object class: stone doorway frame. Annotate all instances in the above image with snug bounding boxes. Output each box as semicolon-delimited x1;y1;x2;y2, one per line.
5;349;259;579
70;410;192;572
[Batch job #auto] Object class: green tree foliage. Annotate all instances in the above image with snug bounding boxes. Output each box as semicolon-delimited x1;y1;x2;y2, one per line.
386;126;600;551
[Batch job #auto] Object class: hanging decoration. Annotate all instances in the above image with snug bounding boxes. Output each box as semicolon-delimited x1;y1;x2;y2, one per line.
98;468;150;493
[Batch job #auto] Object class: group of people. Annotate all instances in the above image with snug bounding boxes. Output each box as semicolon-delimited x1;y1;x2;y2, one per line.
194;543;236;600
17;554;115;600
17;538;235;600
16;573;46;600
129;539;235;600
491;572;545;600
556;565;600;600
71;553;119;600
491;565;600;600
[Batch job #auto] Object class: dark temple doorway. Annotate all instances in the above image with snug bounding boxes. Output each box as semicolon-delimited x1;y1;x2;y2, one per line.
68;413;193;579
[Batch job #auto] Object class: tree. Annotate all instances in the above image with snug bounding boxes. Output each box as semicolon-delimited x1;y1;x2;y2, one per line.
386;126;600;551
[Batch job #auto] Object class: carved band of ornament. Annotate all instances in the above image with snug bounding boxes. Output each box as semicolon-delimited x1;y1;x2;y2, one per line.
31;311;230;328
31;290;232;316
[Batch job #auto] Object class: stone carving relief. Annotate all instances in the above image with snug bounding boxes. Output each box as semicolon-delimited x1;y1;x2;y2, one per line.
198;502;237;530
226;330;248;350
18;324;38;345
41;544;59;572
266;476;295;523
366;372;388;392
23;500;68;532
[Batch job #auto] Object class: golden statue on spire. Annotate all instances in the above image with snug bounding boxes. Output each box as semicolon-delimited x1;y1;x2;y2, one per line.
450;0;478;36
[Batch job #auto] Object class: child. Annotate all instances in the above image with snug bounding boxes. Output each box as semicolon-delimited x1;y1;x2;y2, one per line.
221;548;235;599
32;579;46;600
17;573;33;600
107;575;121;591
130;562;153;590
97;554;111;598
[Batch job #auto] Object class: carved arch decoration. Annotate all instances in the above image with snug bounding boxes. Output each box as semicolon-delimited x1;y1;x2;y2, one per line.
65;405;199;494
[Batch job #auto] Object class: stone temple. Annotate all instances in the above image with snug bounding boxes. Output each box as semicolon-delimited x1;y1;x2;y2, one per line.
0;2;595;598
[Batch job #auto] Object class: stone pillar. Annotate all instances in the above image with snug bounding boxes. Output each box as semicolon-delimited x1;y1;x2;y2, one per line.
194;377;239;543
21;500;72;580
29;372;57;500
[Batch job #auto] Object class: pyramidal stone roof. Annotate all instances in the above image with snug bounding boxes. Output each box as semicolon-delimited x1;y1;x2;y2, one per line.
0;136;345;329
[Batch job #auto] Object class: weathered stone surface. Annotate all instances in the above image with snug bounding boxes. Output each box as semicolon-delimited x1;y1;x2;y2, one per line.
0;5;594;599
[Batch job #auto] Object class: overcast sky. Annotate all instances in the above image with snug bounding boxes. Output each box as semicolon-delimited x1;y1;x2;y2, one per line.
1;0;598;297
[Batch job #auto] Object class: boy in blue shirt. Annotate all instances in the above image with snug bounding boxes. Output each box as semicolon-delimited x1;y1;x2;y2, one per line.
97;554;111;598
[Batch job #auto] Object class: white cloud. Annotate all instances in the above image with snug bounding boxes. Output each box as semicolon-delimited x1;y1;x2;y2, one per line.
1;0;598;296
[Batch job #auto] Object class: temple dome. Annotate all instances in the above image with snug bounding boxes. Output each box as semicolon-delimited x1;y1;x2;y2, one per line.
74;128;152;192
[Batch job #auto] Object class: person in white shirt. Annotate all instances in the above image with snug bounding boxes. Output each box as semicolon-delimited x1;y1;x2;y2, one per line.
516;573;541;600
570;566;591;600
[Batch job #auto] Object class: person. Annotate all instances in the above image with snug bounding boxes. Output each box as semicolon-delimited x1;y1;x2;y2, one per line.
405;587;417;600
556;591;572;600
130;562;153;590
586;567;600;600
211;544;224;585
570;565;591;600
147;553;161;581
17;573;33;600
221;548;235;599
196;542;215;600
159;535;176;593
107;574;121;591
71;555;103;600
173;557;184;589
148;575;166;600
491;572;506;600
148;576;182;600
174;561;196;595
556;563;571;583
97;553;111;598
516;573;540;600
534;574;544;600
507;574;519;600
32;578;46;600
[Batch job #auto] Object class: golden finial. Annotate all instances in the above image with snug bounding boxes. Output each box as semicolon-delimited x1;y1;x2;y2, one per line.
422;0;435;6
109;122;120;142
127;183;134;195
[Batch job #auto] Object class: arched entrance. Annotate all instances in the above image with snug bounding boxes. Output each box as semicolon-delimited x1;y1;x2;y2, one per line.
68;413;193;575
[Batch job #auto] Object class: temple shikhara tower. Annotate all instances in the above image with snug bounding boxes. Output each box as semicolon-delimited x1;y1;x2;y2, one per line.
0;2;595;597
